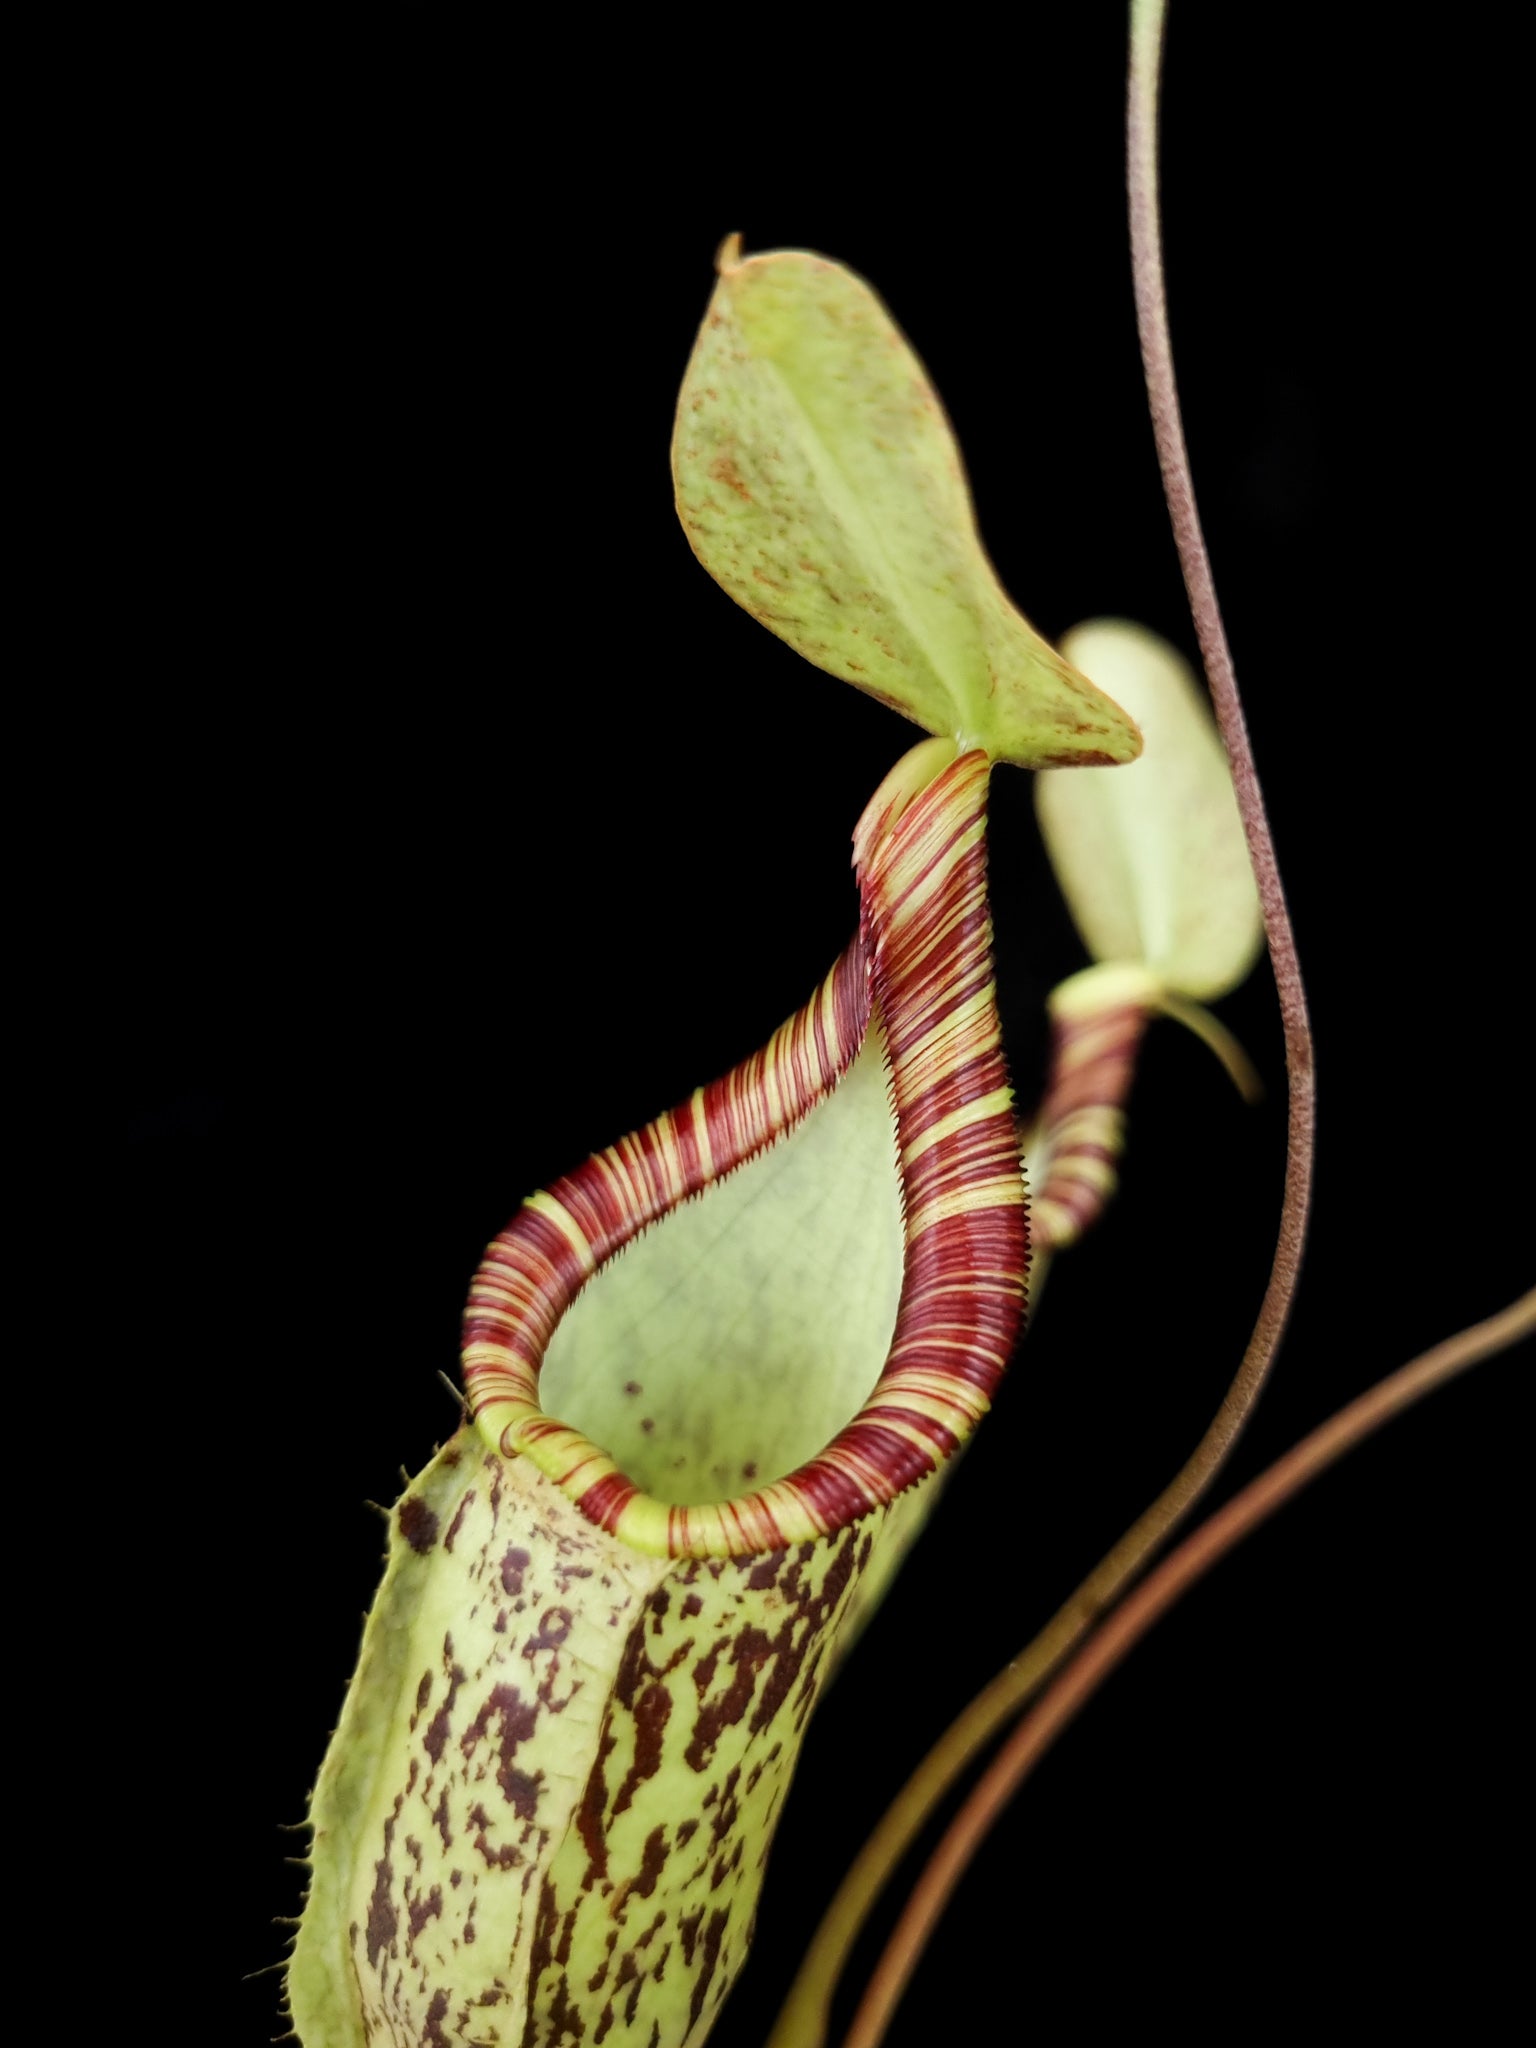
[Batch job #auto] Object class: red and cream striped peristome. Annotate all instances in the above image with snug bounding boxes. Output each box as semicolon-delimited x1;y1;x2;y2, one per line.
461;738;1027;1560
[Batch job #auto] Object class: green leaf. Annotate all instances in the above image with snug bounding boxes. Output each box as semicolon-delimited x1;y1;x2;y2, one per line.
1035;619;1262;999
673;240;1142;770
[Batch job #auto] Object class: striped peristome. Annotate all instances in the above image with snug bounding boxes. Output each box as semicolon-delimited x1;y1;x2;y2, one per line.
462;738;1028;1559
291;739;1031;2047
1026;962;1156;1255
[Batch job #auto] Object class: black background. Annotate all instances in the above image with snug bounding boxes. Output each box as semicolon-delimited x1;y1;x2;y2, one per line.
101;9;1529;2044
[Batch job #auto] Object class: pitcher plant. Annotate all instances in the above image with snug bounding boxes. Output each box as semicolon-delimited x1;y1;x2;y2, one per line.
282;7;1533;2044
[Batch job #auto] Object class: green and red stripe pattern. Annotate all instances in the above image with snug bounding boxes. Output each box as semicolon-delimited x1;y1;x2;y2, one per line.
462;740;1030;1556
1028;973;1152;1254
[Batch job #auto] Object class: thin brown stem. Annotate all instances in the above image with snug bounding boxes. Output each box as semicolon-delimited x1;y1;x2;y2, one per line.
842;1287;1536;2048
1127;0;1316;1486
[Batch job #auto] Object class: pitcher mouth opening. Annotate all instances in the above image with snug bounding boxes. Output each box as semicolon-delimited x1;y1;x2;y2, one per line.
461;745;1029;1558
